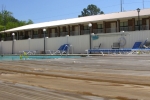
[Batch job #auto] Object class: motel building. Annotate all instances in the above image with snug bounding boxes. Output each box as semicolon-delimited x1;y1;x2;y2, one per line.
0;8;150;54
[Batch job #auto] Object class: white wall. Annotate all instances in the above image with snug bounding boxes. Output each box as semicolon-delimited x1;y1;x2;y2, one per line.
0;30;150;54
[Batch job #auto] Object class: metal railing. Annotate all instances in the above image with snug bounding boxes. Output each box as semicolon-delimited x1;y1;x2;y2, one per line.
93;29;103;34
128;26;133;31
106;28;117;33
19;36;23;39
120;27;129;32
50;33;58;37
135;26;140;31
70;31;79;36
60;32;68;37
41;34;48;38
5;37;12;41
120;26;133;31
81;30;90;35
33;34;39;38
135;25;149;31
140;25;149;30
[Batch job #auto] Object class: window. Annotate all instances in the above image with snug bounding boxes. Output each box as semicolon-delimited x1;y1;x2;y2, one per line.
84;25;89;30
70;26;72;31
23;33;25;36
34;31;38;35
66;28;68;32
120;22;128;27
98;24;103;29
60;27;63;32
135;20;142;25
7;33;10;37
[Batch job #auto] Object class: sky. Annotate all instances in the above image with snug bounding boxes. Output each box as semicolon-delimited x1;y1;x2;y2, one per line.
0;0;150;23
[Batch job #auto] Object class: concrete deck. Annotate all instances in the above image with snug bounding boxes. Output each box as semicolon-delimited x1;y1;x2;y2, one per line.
0;55;150;100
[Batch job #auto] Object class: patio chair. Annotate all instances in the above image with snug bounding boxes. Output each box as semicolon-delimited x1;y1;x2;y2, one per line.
47;44;70;55
19;50;37;55
86;41;142;56
128;42;142;54
142;40;150;49
93;43;101;49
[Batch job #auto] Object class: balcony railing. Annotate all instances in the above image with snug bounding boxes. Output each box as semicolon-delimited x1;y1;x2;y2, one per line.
81;30;90;35
33;34;39;38
135;26;140;31
50;33;58;37
19;36;23;39
141;25;149;30
60;32;68;37
128;26;133;31
5;37;12;41
120;26;133;31
93;29;103;34
120;27;129;32
135;25;149;31
106;28;117;33
41;34;48;38
70;31;79;36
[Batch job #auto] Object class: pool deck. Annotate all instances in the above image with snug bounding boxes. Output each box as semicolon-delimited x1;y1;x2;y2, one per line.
0;54;150;100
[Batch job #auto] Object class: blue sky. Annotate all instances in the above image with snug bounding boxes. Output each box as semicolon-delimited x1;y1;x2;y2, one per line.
1;0;150;23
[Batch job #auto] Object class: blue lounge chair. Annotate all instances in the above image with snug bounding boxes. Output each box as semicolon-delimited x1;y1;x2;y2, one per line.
86;42;142;55
123;42;142;54
131;40;150;54
46;44;70;54
141;38;150;49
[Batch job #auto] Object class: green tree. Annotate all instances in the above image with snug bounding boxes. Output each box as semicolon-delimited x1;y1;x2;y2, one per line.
78;4;104;17
26;19;33;24
0;9;33;31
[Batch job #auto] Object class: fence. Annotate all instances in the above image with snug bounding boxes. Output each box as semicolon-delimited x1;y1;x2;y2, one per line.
0;30;150;54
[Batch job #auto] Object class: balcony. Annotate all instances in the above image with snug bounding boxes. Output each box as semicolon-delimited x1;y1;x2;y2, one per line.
70;31;79;36
33;34;39;38
81;30;90;35
50;33;58;37
41;34;49;38
106;28;117;33
93;29;103;34
60;32;68;37
120;26;133;31
5;37;12;41
19;36;24;39
120;27;129;32
135;25;149;31
141;25;149;30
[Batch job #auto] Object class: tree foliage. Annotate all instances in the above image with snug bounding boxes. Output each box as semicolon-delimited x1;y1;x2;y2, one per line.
0;9;33;31
78;4;104;17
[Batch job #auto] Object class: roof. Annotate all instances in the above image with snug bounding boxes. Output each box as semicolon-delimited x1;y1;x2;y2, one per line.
1;8;150;33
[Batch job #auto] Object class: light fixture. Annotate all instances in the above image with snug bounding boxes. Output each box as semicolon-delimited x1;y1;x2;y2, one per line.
12;33;15;54
88;23;92;54
137;8;140;31
43;28;46;54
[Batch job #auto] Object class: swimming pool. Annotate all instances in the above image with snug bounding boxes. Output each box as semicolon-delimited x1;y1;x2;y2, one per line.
0;55;81;61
